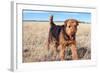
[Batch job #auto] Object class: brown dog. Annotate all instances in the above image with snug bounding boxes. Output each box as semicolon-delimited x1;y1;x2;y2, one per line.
48;15;79;60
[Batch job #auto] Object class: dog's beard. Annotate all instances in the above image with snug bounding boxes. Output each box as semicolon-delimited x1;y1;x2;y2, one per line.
69;33;75;40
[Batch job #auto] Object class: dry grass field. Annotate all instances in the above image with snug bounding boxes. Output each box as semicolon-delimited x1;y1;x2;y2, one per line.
22;21;91;62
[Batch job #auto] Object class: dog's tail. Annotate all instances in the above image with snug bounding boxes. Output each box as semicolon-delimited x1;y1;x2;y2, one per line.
50;15;55;26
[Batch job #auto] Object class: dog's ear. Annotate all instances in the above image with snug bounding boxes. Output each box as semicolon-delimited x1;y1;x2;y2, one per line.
64;20;69;27
65;19;79;26
75;20;79;26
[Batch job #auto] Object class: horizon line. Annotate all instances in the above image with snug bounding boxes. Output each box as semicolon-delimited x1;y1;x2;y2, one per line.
22;20;91;24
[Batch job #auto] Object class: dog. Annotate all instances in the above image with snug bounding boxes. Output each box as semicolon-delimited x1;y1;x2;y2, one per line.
48;15;79;60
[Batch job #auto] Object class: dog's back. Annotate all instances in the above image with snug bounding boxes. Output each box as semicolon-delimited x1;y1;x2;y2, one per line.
50;25;63;41
49;15;64;42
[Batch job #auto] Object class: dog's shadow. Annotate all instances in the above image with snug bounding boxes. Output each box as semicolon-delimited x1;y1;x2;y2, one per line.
65;47;87;60
77;47;87;59
46;47;87;61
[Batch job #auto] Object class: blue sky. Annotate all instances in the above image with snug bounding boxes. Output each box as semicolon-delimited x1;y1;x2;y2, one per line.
22;10;91;23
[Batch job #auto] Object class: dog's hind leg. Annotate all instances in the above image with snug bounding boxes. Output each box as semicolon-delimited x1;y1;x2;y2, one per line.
47;31;52;51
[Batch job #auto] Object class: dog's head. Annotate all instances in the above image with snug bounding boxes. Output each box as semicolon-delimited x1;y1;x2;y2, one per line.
64;19;79;37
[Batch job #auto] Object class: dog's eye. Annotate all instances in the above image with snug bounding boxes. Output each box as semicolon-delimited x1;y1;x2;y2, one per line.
68;26;71;28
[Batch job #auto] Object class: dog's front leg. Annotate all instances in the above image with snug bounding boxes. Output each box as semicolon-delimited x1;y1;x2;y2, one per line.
71;44;78;60
59;44;65;60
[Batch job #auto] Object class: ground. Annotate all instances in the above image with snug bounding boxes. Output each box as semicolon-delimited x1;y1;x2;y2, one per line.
22;22;91;62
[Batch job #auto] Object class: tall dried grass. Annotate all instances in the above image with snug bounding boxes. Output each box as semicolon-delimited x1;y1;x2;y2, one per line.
22;22;91;62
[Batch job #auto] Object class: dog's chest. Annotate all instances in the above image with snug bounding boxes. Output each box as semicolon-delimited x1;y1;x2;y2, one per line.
62;33;76;45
